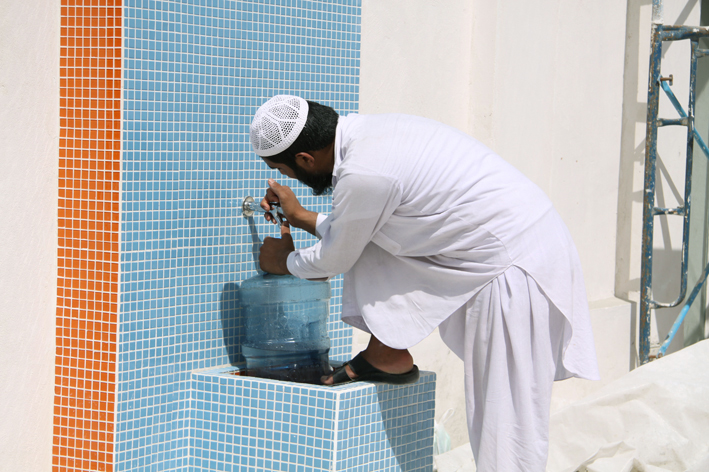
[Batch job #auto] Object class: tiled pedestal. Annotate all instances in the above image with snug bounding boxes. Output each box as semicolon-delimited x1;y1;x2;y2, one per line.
190;367;436;472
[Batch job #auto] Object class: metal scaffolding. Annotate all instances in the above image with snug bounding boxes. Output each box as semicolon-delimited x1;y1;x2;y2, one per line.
640;0;709;364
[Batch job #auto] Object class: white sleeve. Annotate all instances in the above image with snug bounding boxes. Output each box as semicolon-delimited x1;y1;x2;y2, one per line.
314;213;329;240
286;172;401;279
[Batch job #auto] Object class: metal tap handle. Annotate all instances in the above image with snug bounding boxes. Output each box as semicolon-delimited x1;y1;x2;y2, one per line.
241;196;287;226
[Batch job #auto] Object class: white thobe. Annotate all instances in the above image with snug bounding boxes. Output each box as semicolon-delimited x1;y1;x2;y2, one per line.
285;113;599;471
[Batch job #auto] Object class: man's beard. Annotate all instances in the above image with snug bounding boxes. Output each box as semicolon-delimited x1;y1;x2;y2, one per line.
293;165;333;196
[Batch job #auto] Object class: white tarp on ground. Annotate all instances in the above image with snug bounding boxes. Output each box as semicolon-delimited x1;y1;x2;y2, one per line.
434;339;709;472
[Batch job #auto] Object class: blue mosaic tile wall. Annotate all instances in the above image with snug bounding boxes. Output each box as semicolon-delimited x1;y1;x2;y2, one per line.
117;0;361;470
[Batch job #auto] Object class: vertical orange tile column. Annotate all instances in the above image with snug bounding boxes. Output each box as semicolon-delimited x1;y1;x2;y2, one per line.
55;1;121;471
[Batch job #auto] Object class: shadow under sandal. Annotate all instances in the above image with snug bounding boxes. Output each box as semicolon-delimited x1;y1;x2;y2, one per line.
329;352;420;385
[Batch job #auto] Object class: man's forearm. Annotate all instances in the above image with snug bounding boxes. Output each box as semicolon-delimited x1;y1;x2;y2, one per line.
291;209;319;236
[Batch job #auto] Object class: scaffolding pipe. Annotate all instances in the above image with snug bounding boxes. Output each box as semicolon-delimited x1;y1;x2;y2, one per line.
640;20;709;364
639;21;663;365
652;0;663;25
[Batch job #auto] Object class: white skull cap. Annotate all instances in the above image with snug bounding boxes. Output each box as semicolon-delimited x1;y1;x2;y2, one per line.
250;95;309;157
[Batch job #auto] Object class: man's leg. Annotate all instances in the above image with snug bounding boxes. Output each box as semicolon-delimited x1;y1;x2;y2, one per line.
440;267;562;472
321;335;414;385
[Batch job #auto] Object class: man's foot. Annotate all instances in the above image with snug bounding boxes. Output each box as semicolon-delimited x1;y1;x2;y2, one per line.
321;335;415;385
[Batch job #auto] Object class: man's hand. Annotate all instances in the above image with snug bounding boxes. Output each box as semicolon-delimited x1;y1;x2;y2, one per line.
259;223;295;275
261;179;319;235
261;179;303;224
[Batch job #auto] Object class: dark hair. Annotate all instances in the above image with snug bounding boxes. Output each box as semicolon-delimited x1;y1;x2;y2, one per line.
266;100;339;167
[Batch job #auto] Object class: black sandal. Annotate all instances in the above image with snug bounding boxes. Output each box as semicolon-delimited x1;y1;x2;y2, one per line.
327;352;420;385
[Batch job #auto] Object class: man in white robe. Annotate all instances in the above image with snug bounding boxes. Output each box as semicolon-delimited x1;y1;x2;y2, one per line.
251;95;599;472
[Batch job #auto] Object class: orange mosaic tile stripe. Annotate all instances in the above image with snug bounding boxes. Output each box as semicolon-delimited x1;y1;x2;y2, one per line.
55;1;121;471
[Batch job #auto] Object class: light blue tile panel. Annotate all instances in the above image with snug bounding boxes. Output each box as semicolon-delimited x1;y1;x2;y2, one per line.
118;0;361;470
191;368;436;472
336;382;435;471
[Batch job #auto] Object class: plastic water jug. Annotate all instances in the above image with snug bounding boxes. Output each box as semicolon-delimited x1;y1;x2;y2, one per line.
240;273;332;384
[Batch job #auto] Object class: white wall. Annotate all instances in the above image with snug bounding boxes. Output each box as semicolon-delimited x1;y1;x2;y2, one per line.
359;0;632;448
476;1;628;304
361;0;627;303
0;0;59;470
359;0;475;132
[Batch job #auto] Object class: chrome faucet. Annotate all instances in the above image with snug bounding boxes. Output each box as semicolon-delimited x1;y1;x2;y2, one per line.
242;196;287;226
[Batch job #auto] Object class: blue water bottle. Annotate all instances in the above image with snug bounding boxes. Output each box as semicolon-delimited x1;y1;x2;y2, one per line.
240;274;333;384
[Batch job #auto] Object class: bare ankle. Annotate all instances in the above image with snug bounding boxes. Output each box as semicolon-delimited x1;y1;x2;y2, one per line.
361;335;414;374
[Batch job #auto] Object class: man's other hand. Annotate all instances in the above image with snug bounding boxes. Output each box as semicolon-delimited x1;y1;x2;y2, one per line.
259;223;295;275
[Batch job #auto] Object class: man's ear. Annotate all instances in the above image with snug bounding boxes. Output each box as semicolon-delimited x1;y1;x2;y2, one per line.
294;152;316;169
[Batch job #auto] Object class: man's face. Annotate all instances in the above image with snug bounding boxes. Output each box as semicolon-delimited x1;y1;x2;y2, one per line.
262;158;333;196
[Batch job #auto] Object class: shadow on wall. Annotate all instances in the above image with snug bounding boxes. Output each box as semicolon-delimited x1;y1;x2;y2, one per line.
616;1;693;299
219;215;263;365
376;384;433;469
651;247;689;352
219;282;244;365
615;0;660;369
622;247;689;370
